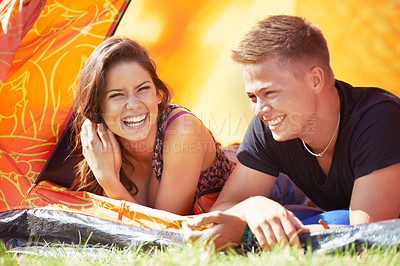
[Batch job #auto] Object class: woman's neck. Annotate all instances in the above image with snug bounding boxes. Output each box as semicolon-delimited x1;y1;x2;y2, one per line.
119;129;157;162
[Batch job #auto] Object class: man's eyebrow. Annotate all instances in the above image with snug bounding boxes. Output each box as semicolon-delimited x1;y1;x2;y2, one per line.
245;84;273;95
259;82;273;91
106;81;150;93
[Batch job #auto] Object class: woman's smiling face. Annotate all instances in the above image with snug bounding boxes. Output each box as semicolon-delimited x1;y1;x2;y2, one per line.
102;60;161;142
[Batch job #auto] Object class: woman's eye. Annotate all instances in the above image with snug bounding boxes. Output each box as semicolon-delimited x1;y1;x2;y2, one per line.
137;86;150;93
109;93;124;99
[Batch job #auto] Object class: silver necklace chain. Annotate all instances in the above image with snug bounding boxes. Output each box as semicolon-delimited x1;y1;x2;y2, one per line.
302;114;340;157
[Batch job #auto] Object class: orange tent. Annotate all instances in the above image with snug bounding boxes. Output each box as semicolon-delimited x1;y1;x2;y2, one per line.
0;0;185;245
0;0;399;251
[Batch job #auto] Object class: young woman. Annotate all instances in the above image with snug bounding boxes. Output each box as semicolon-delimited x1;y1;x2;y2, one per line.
70;37;235;215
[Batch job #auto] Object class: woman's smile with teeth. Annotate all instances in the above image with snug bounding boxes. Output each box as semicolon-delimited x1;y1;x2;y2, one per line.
123;114;147;127
265;115;285;127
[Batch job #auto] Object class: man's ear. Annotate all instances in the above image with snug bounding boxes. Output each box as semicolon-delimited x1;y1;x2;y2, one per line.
310;66;324;93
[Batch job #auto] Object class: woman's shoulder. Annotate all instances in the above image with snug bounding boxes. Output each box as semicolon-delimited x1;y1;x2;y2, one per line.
166;103;193;116
163;104;208;140
164;103;196;126
160;103;190;123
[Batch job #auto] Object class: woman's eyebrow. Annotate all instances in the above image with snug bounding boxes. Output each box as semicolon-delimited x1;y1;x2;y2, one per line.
106;81;150;94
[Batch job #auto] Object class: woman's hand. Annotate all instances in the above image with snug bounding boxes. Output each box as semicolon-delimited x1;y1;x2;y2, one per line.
81;119;122;188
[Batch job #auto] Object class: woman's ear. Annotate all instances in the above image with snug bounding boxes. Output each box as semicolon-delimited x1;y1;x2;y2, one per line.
157;92;163;105
89;113;106;126
100;116;107;127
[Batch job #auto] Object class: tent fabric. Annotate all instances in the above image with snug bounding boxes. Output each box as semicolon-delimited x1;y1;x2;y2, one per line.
0;0;130;213
245;219;400;253
18;180;184;233
0;0;46;82
0;208;184;250
301;219;400;253
1;0;399;254
1;208;399;253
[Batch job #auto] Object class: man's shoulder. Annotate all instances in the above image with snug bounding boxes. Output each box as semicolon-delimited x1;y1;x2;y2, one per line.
337;80;400;117
337;80;399;102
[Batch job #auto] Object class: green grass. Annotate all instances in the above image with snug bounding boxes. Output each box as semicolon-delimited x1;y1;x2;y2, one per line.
1;240;399;266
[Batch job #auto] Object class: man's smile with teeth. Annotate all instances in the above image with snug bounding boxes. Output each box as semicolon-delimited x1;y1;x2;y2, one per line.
264;115;285;127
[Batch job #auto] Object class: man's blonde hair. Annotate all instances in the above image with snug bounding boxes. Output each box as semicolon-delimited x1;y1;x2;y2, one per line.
232;15;334;82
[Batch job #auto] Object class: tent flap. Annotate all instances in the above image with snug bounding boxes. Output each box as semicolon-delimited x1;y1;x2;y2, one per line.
1;208;399;253
0;208;184;250
0;0;131;213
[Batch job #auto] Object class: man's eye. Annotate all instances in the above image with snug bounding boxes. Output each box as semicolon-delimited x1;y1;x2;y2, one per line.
248;95;257;103
265;91;276;97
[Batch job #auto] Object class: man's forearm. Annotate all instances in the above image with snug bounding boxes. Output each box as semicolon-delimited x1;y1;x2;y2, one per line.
210;197;257;221
209;201;237;212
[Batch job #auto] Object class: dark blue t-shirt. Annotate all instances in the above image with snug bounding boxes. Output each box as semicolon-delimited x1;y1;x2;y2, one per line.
237;80;400;211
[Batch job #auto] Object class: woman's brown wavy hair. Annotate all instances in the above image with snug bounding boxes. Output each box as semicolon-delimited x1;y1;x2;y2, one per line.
69;36;171;197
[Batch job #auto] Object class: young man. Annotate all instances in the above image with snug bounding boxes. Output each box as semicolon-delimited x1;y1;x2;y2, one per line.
182;15;400;251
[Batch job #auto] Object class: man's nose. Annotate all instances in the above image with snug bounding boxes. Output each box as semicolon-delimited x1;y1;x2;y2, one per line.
254;101;271;117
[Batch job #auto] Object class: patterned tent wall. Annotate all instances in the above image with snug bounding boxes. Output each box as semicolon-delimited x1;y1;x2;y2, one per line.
0;0;399;230
0;0;130;213
0;0;188;232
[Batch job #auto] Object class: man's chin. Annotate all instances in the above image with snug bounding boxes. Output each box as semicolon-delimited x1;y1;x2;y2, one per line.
271;132;290;142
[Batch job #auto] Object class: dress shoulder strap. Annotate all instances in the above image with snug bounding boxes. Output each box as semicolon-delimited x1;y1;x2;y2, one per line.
165;110;194;128
163;110;195;139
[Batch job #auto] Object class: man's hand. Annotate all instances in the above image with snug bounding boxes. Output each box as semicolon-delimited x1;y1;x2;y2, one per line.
182;211;247;250
182;196;309;251
243;196;307;251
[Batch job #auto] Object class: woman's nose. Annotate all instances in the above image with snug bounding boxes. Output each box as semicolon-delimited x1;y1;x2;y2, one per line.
126;93;140;109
